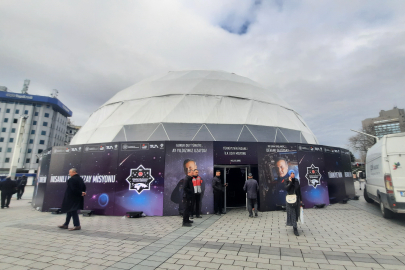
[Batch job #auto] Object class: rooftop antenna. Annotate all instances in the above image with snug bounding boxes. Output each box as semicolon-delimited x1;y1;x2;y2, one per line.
350;129;379;140
50;89;59;98
21;79;30;94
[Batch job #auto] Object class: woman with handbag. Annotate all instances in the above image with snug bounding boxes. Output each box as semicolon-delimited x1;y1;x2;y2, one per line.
285;171;302;236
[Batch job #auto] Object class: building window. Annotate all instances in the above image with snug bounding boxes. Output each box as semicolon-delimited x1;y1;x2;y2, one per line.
24;110;28;114
11;128;16;133
27;149;32;153
4;118;8;123
0;147;2;152
36;104;42;107
5;158;10;163
6;109;10;113
26;158;30;163
0;137;3;142
29;139;34;144
9;138;14;143
7;148;12;153
13;119;18;123
45;113;49;118
33;121;37;125
2;128;6;132
15;109;19;114
43;122;48;127
34;112;38;116
38;149;43;154
31;130;35;134
39;140;45;145
36;159;39;163
41;131;46;135
46;105;50;108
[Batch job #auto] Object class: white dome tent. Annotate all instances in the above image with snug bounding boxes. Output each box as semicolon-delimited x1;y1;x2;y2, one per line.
70;70;318;145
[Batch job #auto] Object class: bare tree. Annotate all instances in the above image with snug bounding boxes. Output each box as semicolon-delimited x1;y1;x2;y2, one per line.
348;124;377;162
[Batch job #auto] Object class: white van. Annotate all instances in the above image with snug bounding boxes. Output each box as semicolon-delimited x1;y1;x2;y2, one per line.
364;132;405;218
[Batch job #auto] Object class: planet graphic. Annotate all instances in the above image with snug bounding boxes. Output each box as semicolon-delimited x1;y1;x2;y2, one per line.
98;193;109;207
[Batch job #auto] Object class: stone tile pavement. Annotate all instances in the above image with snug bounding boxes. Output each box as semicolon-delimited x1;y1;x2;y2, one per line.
1;184;405;270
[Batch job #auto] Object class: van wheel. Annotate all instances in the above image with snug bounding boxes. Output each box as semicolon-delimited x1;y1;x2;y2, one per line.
380;201;394;219
364;189;374;203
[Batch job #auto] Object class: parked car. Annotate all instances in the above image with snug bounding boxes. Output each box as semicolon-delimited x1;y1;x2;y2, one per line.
364;132;405;218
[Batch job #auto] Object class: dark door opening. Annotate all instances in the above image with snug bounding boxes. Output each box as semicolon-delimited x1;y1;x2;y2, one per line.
226;167;247;208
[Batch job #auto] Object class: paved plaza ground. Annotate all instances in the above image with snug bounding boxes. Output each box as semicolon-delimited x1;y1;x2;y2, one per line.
1;183;405;270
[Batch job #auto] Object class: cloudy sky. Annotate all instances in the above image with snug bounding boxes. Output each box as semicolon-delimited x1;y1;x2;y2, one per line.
1;0;404;153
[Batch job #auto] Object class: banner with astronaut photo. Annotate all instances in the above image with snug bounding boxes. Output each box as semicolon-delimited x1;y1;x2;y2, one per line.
81;143;119;215
42;146;83;212
323;146;345;202
163;142;214;216
297;144;329;208
114;142;165;216
258;143;299;211
341;149;355;198
32;148;52;210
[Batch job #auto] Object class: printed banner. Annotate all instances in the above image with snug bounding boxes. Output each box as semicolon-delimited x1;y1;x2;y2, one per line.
32;148;52;210
214;142;258;164
114;142;165;216
258;143;299;211
341;149;355;198
297;144;329;208
323;146;345;202
164;142;214;216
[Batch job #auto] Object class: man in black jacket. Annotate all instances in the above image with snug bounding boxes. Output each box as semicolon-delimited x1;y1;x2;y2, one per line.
58;168;86;231
182;159;195;227
243;173;259;218
212;170;227;215
17;175;27;200
0;177;17;209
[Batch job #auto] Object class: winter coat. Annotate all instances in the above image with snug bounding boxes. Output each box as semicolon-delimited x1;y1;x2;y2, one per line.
243;179;259;199
61;174;86;213
19;176;27;187
212;176;223;193
0;178;17;194
182;176;194;199
285;177;301;219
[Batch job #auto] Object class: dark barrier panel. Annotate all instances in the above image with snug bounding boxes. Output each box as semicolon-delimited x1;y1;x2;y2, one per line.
164;142;214;216
42;146;83;212
323;146;345;203
341;149;355;198
259;143;299;211
114;142;165;216
297;144;329;208
32;148;52;210
214;142;258;165
81;143;119;215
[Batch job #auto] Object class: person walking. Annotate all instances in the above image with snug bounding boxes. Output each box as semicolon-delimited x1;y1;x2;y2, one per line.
212;170;227;215
191;169;203;218
0;176;17;209
285;171;302;236
17;175;27;200
182;159;195;227
243;173;259;218
58;168;86;231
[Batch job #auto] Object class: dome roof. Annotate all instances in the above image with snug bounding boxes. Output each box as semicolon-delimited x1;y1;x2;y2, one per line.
71;70;318;144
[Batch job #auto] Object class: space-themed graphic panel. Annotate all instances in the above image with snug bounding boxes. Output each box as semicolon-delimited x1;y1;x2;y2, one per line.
258;143;299;211
42;145;83;212
81;143;119;215
297;144;329;208
341;149;355;199
32;148;52;210
323;146;345;203
163;141;214;216
114;142;165;216
214;142;258;165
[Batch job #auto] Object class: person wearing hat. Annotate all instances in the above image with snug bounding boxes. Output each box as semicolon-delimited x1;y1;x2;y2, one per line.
212;170;227;215
243;173;259;217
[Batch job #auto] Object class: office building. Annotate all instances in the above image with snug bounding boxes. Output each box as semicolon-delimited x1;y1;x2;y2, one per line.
362;107;405;137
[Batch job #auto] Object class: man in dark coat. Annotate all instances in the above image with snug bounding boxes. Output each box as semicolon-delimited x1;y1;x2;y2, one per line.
243;173;259;218
58;168;86;231
17;175;27;200
0;176;17;209
182;159;195;227
212;170;227;215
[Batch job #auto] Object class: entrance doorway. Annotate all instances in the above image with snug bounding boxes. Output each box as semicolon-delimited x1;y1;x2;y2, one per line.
214;165;248;212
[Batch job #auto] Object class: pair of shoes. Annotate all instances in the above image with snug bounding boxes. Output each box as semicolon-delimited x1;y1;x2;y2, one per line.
68;226;81;231
293;228;299;236
182;223;192;227
221;212;226;214
255;213;258;217
186;220;193;223
196;215;202;218
190;215;194;219
215;212;221;215
249;215;253;218
58;225;68;229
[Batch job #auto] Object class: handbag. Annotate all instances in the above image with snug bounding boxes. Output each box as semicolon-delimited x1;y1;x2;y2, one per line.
286;194;297;205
